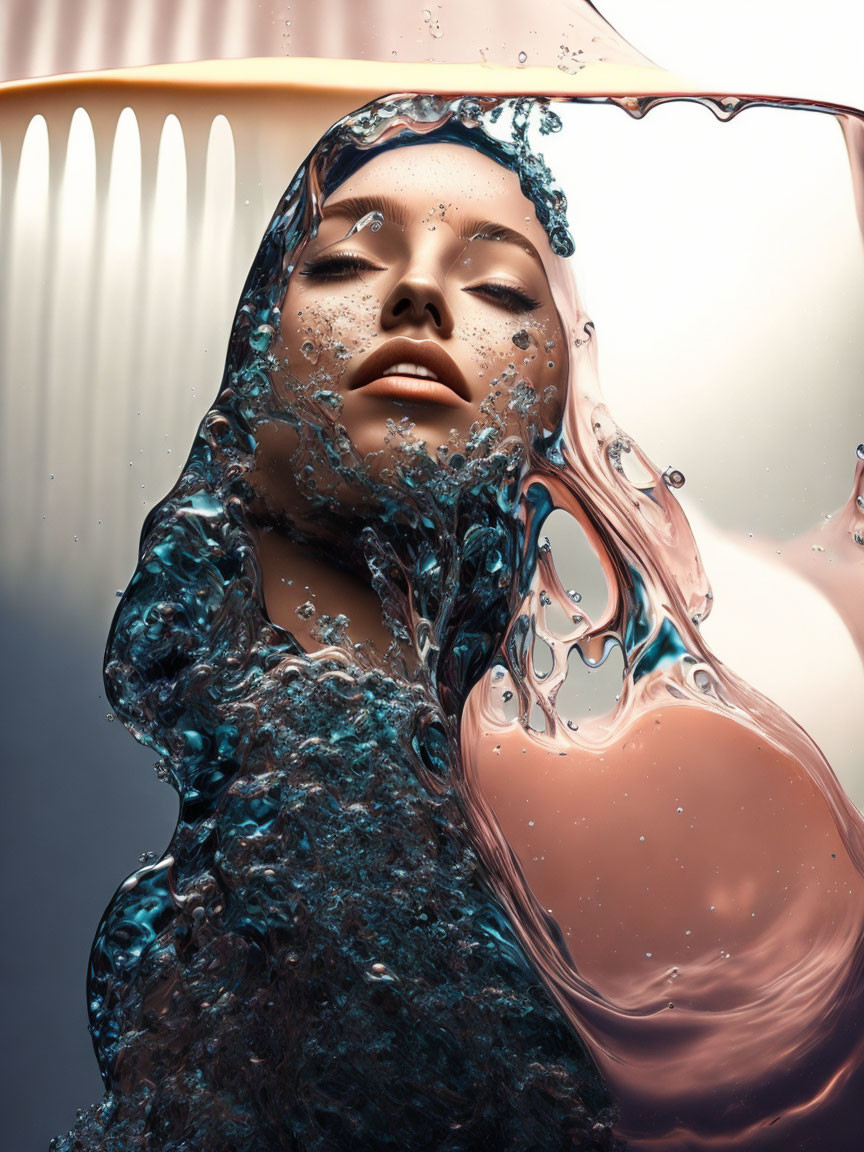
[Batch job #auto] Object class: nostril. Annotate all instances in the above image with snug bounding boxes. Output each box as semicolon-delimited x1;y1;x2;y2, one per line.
425;302;442;327
392;297;412;318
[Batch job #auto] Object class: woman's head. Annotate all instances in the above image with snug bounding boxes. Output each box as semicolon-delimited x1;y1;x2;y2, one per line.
275;141;567;463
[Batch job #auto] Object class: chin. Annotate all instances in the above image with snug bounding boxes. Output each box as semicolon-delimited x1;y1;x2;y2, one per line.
354;420;460;460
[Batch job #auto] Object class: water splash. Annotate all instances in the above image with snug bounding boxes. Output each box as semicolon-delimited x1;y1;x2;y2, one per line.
52;90;864;1152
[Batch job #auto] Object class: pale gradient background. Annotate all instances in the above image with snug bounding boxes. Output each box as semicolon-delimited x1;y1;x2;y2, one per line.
0;2;862;1147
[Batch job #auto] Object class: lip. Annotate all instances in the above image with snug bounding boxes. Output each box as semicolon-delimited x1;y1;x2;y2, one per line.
348;338;470;407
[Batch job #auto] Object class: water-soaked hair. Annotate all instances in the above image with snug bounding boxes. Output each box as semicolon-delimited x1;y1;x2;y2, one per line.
52;95;629;1152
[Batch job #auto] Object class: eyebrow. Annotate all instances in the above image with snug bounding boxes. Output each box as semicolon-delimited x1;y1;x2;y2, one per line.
458;218;543;266
321;194;409;227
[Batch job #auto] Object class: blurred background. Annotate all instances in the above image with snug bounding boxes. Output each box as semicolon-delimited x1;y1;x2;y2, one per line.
1;1;862;1147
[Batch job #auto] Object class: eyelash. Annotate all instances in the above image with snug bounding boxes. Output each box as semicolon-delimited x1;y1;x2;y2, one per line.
298;254;541;313
298;252;382;280
468;283;542;313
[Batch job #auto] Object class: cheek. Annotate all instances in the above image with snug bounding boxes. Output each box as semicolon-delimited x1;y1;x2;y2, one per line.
280;287;381;379
455;305;567;397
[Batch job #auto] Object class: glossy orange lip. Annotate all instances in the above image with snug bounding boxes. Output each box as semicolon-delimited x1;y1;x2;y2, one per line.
358;377;465;407
348;337;470;404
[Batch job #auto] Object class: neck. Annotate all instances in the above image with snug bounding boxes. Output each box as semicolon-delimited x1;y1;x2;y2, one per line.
256;524;417;668
250;449;528;707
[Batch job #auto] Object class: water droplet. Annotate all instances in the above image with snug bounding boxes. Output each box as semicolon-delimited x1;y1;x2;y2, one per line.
300;341;316;360
502;690;513;702
106;713;115;723
663;467;686;489
518;50;528;64
512;329;532;350
296;601;315;620
857;444;864;460
676;806;683;814
566;589;582;603
249;324;275;352
48;473;54;480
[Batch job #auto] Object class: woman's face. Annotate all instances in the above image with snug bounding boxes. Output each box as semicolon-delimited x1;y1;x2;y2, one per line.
275;142;568;464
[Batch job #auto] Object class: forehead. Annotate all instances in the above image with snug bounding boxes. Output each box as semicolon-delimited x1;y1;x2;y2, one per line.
324;142;548;244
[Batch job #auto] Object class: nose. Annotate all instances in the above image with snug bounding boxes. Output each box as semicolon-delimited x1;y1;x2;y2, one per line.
380;266;454;338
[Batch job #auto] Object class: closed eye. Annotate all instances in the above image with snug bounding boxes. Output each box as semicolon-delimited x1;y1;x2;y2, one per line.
466;282;541;313
298;252;385;281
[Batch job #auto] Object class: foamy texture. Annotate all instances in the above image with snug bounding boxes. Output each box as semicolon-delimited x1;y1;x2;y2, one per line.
54;93;864;1152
